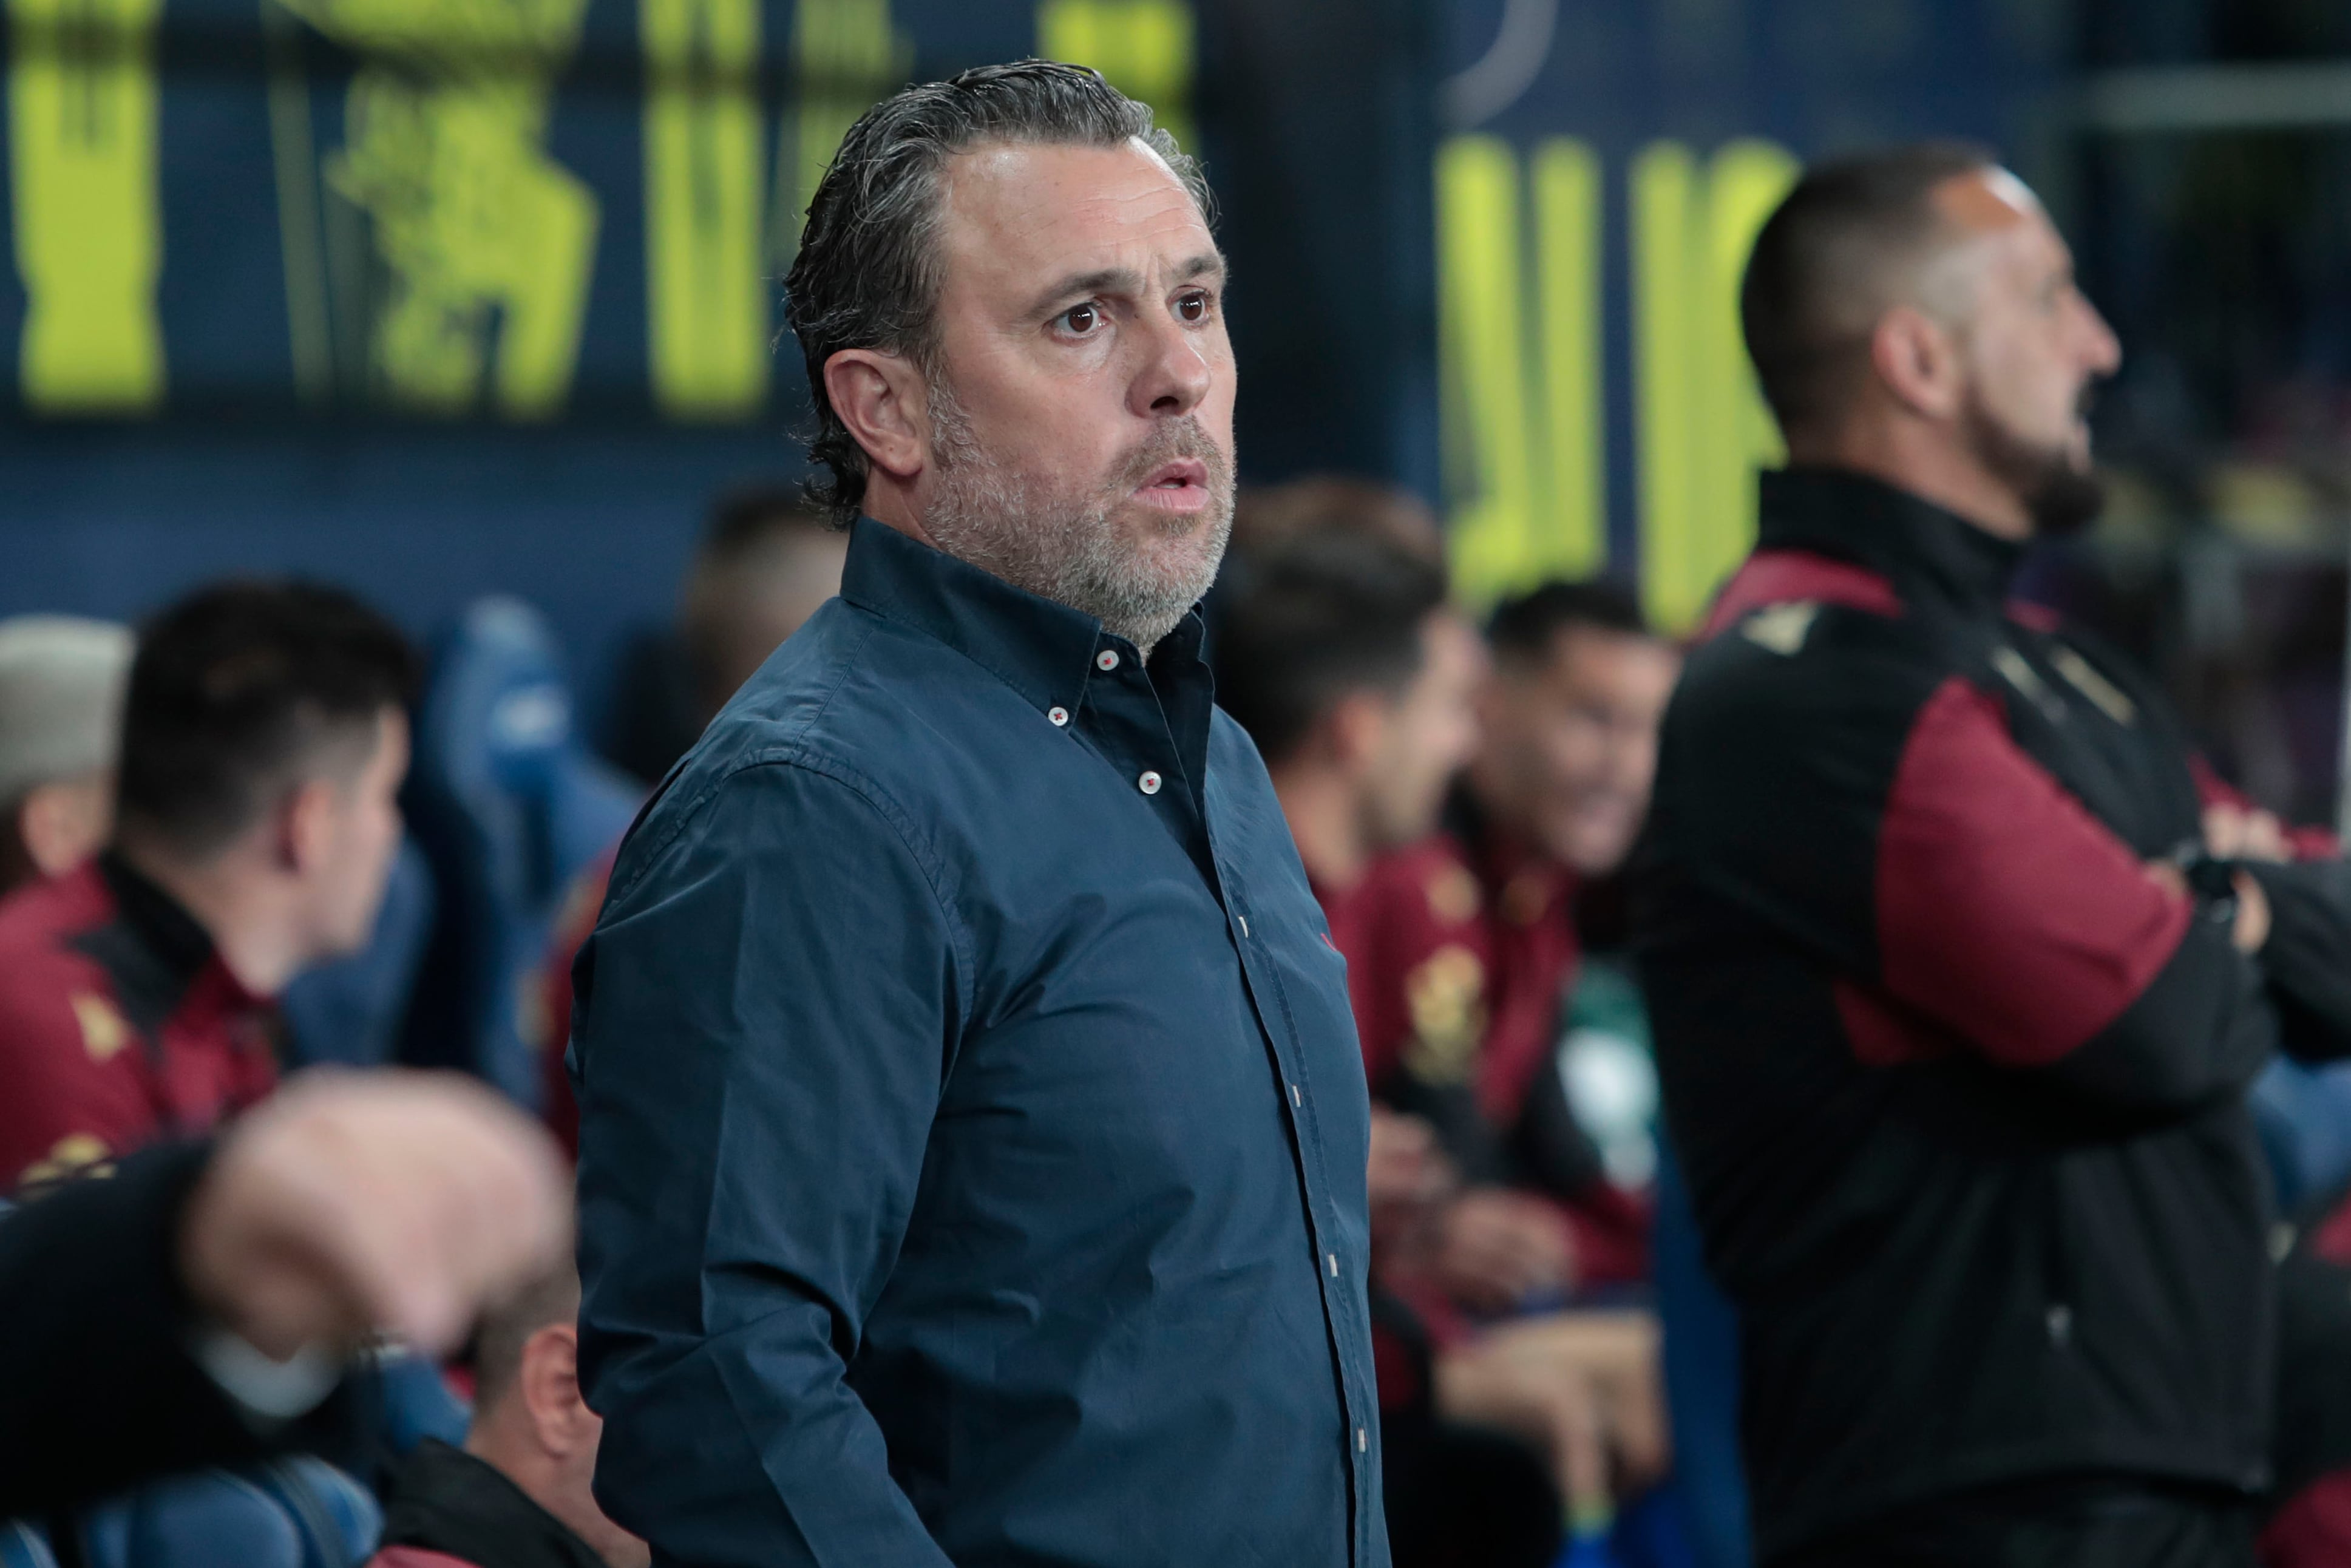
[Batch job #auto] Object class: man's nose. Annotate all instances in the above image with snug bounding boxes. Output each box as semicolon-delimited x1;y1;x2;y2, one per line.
1129;311;1213;418
2078;296;2122;378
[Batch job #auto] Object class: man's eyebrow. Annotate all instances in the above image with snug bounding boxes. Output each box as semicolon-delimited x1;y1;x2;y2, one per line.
1176;252;1227;285
1030;266;1142;316
1028;253;1229;316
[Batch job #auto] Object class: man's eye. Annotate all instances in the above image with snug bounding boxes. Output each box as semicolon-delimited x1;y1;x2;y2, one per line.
1176;292;1211;323
1059;303;1101;334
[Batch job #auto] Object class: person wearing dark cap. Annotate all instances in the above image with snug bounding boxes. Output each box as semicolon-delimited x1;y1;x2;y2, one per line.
0;582;414;1192
1635;143;2351;1566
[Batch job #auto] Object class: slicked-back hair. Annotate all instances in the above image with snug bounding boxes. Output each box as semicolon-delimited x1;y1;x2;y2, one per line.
783;59;1211;527
117;582;415;858
1215;526;1450;767
1741;140;1998;441
1487;579;1651;671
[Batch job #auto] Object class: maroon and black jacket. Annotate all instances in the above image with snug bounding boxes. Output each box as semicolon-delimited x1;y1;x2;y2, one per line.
1633;467;2351;1558
0;854;279;1194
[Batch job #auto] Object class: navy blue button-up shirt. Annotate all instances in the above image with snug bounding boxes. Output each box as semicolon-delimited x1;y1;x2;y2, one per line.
572;518;1386;1567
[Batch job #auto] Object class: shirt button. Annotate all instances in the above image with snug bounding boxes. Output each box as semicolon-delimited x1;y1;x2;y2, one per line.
1357;1427;1369;1453
1138;771;1162;796
1096;650;1120;671
1289;1083;1302;1108
1326;1252;1339;1278
1237;914;1250;938
1048;706;1070;727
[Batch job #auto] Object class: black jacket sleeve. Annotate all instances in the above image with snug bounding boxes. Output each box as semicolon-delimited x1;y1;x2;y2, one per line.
2247;859;2351;1064
0;1142;355;1518
1665;619;2273;1119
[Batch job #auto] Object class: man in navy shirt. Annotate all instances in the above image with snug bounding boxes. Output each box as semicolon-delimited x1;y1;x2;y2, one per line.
570;62;1385;1567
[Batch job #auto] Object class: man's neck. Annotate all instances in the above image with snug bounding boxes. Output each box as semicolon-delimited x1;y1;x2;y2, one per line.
112;836;305;997
1269;765;1368;894
1786;421;2031;541
465;1416;561;1522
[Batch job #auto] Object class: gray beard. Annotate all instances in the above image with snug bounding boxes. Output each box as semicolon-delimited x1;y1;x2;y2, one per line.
1961;387;2106;539
919;382;1235;652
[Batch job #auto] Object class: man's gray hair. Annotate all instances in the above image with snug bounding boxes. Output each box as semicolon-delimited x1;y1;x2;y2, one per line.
782;59;1211;527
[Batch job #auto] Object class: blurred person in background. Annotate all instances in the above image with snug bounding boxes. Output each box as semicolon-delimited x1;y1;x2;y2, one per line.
1217;503;1669;1568
1636;143;2351;1567
0;615;133;895
1338;578;1680;1318
571;63;1385;1567
369;1258;646;1568
0;582;414;1192
599;486;849;787
0;1069;571;1516
537;488;848;1155
1227;472;1447;565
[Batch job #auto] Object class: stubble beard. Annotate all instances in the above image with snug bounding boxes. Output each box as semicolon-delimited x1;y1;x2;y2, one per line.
1961;382;2106;539
919;378;1236;652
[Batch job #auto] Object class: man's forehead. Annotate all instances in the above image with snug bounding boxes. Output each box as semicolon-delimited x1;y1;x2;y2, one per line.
1932;165;2043;237
939;139;1212;277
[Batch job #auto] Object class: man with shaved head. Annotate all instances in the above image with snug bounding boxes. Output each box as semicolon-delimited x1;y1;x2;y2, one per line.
571;61;1383;1568
1635;144;2351;1565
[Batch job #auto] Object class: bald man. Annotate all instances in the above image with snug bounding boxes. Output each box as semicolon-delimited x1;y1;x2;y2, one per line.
1634;143;2351;1566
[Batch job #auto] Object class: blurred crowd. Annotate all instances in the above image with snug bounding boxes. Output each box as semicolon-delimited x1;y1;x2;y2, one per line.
0;456;1697;1566
10;472;2351;1568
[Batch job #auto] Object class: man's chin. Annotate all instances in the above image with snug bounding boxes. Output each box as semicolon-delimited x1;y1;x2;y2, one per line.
2026;461;2106;539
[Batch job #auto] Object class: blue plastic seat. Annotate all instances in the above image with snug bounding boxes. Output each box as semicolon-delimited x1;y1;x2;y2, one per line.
400;597;641;1107
8;1458;380;1568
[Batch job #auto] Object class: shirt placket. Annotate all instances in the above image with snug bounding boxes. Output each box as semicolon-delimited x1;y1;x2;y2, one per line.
1066;638;1377;1561
1213;852;1377;1564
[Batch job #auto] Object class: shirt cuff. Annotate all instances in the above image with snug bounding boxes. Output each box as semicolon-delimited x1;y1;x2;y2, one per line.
188;1328;344;1425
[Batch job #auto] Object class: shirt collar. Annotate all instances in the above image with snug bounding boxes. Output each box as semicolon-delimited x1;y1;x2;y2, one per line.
93;850;268;1014
97;850;218;985
379;1439;608;1568
1756;466;2026;617
838;515;1208;714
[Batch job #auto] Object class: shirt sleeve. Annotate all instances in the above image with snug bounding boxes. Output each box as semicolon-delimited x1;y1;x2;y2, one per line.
571;760;966;1568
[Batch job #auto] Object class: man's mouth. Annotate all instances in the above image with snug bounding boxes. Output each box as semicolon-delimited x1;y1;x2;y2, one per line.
1132;458;1212;514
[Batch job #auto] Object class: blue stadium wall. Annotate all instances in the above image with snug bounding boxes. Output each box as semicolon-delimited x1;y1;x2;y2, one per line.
0;0;2062;722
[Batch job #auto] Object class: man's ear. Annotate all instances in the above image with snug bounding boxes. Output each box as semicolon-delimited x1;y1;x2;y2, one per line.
519;1323;595;1459
824;348;931;486
1324;691;1392;775
1870;305;1964;422
276;777;337;876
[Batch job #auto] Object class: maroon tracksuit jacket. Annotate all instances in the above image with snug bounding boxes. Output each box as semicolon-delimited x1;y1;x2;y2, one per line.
0;854;277;1193
1634;467;2351;1559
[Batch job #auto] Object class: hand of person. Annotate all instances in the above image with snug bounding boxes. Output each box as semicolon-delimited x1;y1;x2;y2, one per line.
178;1069;572;1362
2205;801;2292;864
2230;868;2271;955
1368;1104;1450;1211
1433;1309;1669;1521
1432;1187;1575;1314
2145;858;2271;955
